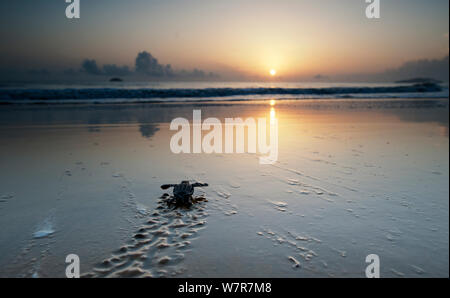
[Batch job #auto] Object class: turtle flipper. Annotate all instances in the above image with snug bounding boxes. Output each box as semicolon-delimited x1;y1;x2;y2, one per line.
192;183;208;188
161;184;176;190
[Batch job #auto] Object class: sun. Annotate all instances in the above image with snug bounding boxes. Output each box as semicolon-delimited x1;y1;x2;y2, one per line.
269;69;277;76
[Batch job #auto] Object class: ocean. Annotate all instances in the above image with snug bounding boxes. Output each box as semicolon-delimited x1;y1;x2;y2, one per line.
0;81;448;104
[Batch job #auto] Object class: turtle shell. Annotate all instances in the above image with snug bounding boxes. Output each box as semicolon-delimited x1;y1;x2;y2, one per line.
173;181;194;198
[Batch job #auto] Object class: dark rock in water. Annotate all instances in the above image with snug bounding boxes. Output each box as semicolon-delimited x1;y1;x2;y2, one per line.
109;77;123;82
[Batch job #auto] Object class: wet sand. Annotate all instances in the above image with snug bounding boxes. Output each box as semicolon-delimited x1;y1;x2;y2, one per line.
0;98;448;277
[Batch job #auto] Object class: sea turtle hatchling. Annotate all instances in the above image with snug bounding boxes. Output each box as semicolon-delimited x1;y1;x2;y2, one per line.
161;181;208;207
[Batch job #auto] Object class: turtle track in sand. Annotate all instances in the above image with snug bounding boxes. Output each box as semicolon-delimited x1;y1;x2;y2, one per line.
84;194;208;278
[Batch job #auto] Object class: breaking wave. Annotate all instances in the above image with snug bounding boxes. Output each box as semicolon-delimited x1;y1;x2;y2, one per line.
0;83;447;104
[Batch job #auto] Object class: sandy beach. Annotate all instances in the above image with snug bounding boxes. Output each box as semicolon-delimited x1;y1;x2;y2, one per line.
0;98;448;278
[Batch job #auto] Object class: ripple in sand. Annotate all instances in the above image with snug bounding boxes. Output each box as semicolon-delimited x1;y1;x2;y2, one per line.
386;233;395;241
169;219;187;228
156;241;171;249
0;193;14;203
87;193;209;278
158;256;171;265
112;267;149;278
288;256;301;268
215;190;231;199
151;229;170;237
180;233;192;239
268;201;288;212
390;268;405;277
411;265;425;275
270;201;288;207
287;178;300;185
134;233;148;240
228;180;241;188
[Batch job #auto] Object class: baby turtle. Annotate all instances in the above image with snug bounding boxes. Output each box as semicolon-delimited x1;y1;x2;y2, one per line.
161;181;208;207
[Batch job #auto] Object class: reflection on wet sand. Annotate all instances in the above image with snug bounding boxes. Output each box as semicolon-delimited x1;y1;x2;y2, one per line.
139;124;160;139
0;98;448;278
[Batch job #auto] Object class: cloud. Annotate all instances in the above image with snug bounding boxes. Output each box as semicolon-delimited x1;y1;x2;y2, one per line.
382;56;449;82
334;56;449;82
1;51;219;81
81;59;131;76
78;51;217;79
81;59;102;75
132;51;218;79
135;51;171;77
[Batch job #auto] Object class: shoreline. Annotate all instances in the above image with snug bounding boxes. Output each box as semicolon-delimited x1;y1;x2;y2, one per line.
0;96;448;107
